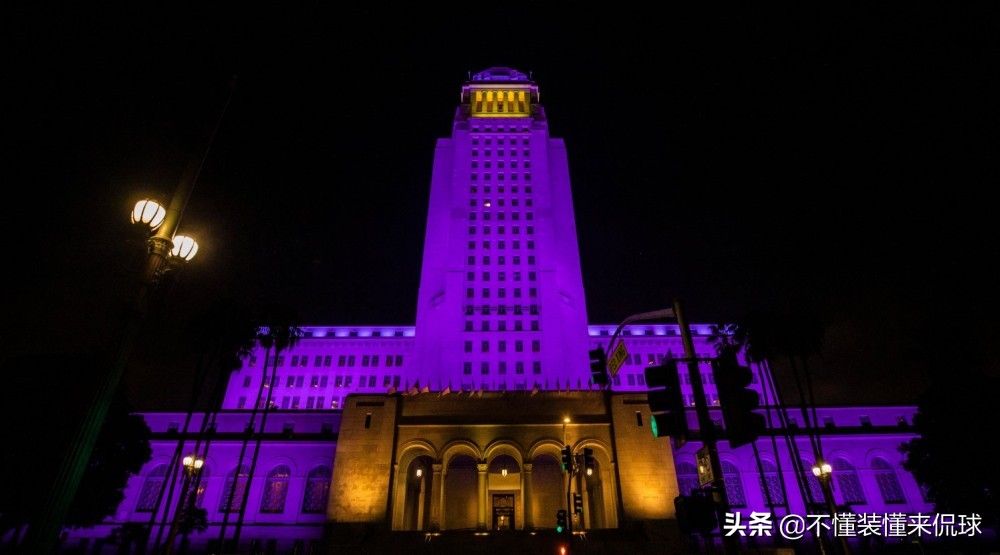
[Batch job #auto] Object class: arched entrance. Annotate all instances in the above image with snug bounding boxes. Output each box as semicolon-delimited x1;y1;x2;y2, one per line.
402;455;435;531
444;455;478;529
487;455;520;530
530;454;563;529
582;458;607;528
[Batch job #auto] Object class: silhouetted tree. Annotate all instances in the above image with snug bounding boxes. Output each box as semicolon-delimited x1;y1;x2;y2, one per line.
0;354;151;544
900;373;1000;531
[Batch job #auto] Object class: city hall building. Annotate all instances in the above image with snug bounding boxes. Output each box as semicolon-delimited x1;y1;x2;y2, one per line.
61;68;930;553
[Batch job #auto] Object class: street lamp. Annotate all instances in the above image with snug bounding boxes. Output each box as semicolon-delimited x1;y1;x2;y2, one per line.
25;190;204;554
812;461;832;480
182;454;205;475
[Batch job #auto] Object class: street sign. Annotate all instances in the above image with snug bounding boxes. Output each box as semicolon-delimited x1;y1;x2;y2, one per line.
697;447;714;486
608;341;629;375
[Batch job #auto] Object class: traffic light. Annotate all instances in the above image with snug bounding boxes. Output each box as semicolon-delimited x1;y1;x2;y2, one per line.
556;509;568;533
561;445;573;471
573;492;583;514
644;359;687;448
713;351;766;448
582;448;594;475
589;347;608;386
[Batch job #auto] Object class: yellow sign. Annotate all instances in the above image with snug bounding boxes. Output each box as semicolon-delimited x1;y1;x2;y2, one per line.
608;341;629;375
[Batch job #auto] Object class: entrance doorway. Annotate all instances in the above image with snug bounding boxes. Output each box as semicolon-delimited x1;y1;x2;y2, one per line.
492;494;515;530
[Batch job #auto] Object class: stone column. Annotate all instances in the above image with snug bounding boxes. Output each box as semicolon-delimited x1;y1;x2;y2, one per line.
430;463;443;531
580;470;592;529
477;462;489;530
522;463;534;529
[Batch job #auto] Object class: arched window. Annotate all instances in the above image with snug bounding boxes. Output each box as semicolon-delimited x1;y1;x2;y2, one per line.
302;465;332;513
193;466;210;507
721;461;746;508
757;460;785;506
871;458;906;504
219;465;250;513
260;465;292;513
675;462;700;496
833;458;867;505
802;460;825;506
136;464;170;512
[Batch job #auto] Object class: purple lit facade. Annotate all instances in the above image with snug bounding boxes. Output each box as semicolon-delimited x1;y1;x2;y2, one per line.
59;68;933;553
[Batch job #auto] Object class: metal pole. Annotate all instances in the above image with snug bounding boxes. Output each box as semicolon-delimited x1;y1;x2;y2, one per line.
21;78;236;554
674;299;739;555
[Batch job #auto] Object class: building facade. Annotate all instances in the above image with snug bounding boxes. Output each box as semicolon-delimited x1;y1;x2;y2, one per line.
59;68;931;554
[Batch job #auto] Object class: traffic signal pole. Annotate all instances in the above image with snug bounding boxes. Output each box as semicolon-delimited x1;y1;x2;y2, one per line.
674;299;739;555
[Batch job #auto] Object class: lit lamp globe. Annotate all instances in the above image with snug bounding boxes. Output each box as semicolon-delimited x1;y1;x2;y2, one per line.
812;461;832;478
131;199;166;230
170;235;199;262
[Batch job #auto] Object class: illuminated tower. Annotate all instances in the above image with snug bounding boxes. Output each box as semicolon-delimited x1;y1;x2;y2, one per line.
414;67;590;390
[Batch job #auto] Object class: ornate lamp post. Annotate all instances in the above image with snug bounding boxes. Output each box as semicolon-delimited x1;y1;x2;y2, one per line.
23;193;200;553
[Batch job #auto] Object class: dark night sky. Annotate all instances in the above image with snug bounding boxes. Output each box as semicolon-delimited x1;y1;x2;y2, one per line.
3;5;998;410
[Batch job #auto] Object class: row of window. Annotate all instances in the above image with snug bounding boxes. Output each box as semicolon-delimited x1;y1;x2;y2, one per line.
469;173;531;182
466;271;537;283
469;185;532;194
467;255;535;265
463;360;542;375
471;137;530;146
470;126;529;133
468;240;536;250
249;354;405;368
467;225;535;236
464;320;540;331
471;161;530;170
469;211;533;221
464;339;541;353
465;288;538;302
464;305;539;315
241;372;405;390
136;464;332;515
676;457;908;507
471;149;530;157
470;198;533;208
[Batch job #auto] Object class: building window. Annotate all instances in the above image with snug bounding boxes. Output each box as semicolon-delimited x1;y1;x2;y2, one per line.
676;462;700;496
237;396;246;409
515;340;523;352
295;375;304;387
499;361;507;374
396;355;402;366
498;320;507;331
833;459;867;505
465;321;474;331
481;340;490;353
481;362;489;374
135;464;170;512
532;340;540;352
515;361;524;375
302;466;332;513
533;361;541;374
464;362;472;375
871;458;906;504
531;321;539;331
758;460;786;506
260;465;292;513
721;461;746;507
515;320;523;331
465;341;473;353
219;465;251;513
286;376;295;388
